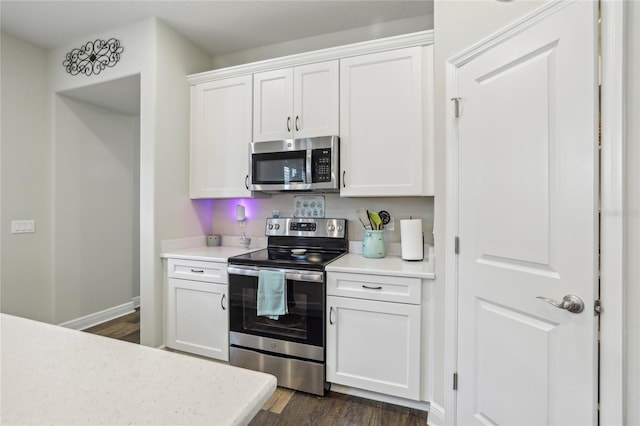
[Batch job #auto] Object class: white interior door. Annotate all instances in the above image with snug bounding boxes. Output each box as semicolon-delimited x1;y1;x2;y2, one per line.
455;2;598;424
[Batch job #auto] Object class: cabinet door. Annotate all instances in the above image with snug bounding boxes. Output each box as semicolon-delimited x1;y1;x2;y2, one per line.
190;75;252;198
340;47;424;197
253;68;294;142
166;278;229;361
326;295;421;400
293;61;339;139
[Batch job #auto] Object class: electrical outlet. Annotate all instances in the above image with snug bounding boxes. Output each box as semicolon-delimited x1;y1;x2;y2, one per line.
11;220;35;234
386;217;395;231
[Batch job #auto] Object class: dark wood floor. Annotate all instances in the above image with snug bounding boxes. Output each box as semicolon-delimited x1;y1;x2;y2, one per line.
83;310;428;426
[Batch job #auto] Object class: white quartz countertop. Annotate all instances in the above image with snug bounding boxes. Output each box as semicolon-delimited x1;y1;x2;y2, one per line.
327;250;435;279
0;313;276;425
161;245;260;262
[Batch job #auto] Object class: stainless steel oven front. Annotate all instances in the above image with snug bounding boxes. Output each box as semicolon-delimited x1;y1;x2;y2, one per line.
227;265;327;396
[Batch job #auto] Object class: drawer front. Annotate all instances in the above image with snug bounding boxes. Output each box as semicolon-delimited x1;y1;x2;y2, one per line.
167;259;227;284
327;272;421;304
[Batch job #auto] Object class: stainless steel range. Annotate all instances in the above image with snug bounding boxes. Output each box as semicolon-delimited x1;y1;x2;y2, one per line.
227;217;347;396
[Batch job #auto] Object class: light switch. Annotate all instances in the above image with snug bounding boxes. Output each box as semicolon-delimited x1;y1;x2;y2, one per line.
11;220;35;234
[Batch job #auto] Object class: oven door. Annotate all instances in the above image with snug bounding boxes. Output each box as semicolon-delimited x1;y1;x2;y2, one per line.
227;265;325;360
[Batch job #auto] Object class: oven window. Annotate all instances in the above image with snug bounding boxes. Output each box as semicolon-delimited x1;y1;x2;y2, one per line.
252;151;307;184
229;276;324;347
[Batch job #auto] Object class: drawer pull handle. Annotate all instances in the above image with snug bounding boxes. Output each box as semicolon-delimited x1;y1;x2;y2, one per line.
362;285;383;290
329;306;334;325
190;269;205;273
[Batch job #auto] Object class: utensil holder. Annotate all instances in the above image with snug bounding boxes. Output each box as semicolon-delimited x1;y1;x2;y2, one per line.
362;230;386;259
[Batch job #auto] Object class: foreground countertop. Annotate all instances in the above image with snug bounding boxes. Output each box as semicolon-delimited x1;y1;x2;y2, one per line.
327;247;435;279
0;313;276;425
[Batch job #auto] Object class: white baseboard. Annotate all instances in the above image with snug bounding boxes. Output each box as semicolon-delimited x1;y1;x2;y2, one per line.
329;384;429;411
427;400;445;426
132;296;140;308
58;301;136;331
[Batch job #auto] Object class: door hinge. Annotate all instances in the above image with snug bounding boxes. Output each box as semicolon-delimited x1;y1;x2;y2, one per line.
455;236;460;254
594;299;602;316
453;373;458;391
451;97;461;118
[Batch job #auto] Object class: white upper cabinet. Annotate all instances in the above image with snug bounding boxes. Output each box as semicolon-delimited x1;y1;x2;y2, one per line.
190;75;252;198
253;61;339;142
340;46;431;197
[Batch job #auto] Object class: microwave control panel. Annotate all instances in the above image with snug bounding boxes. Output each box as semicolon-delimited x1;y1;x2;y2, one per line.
311;149;332;183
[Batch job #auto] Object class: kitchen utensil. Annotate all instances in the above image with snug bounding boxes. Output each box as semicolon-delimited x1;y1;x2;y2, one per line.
357;209;372;230
369;211;382;230
378;210;391;226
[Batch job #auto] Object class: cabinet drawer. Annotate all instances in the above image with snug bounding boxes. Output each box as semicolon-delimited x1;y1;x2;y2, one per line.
327;272;421;304
167;259;227;284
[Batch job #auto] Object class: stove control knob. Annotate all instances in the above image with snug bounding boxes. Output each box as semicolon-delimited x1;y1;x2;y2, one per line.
328;224;336;232
268;224;274;230
337;225;344;232
274;224;280;230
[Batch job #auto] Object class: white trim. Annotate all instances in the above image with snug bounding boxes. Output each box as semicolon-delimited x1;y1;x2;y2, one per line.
132;296;141;309
448;0;571;67
329;383;429;411
58;301;135;331
188;30;434;84
443;60;460;426
599;0;626;424
428;400;446;426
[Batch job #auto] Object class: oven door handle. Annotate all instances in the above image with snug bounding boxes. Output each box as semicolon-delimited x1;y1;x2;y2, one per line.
227;265;324;283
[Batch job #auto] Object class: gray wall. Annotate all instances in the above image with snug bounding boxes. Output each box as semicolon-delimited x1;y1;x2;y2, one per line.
0;33;53;323
53;96;137;324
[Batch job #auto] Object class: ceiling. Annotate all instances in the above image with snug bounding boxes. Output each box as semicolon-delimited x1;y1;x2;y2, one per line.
0;1;433;57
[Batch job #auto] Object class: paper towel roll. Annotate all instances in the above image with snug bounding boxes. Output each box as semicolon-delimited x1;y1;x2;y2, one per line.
401;219;424;261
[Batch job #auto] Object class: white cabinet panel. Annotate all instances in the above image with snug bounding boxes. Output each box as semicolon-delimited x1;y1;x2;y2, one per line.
340;47;426;197
165;259;229;361
327;272;421;304
326;295;421;400
167;259;227;284
253;61;339;142
190;75;252;198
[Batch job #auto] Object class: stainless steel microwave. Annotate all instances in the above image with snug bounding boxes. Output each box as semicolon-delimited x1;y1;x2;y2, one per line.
248;136;339;193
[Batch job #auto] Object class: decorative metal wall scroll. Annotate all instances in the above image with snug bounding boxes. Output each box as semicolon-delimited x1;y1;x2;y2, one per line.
62;38;124;76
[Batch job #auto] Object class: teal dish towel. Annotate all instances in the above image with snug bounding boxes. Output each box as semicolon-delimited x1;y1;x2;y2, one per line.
257;270;288;320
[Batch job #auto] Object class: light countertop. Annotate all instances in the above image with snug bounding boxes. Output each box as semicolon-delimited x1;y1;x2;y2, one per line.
161;245;261;263
0;313;276;425
327;247;435;279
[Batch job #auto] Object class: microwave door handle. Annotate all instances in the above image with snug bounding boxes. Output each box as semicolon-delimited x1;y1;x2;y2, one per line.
306;149;313;184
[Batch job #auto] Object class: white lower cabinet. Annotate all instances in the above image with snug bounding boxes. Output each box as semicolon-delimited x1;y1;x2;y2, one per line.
326;272;422;400
166;259;229;361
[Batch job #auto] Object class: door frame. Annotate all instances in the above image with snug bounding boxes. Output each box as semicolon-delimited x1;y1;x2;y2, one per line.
443;1;626;424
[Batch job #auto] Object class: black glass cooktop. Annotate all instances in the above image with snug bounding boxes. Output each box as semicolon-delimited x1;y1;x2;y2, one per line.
228;247;346;270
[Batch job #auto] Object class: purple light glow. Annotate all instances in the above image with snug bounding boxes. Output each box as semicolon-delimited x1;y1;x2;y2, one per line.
230;199;259;221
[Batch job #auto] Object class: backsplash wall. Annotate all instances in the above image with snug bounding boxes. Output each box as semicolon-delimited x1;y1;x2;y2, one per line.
208;194;434;245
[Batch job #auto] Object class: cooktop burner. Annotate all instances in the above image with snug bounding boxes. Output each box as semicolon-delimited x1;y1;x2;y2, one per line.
228;217;348;270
